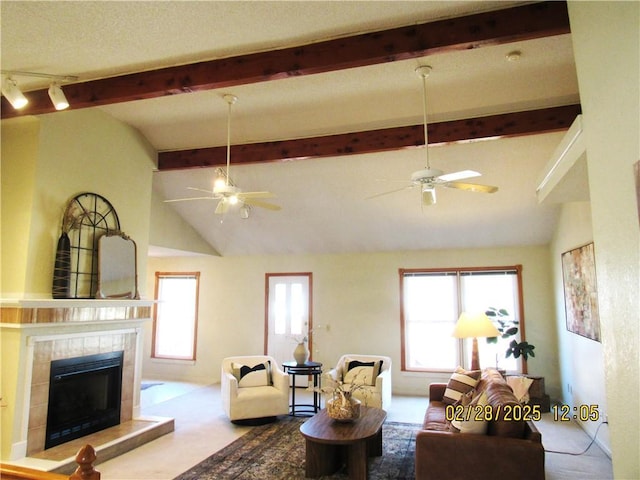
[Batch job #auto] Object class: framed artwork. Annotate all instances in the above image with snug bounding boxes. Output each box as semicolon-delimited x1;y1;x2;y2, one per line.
561;243;601;342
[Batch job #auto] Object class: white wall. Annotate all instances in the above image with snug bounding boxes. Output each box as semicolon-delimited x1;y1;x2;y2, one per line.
551;201;609;454
568;2;640;477
143;245;558;396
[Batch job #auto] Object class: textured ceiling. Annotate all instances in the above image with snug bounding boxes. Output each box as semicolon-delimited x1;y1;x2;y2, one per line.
1;1;584;256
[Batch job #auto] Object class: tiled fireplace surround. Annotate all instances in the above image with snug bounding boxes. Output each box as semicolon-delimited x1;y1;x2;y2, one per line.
1;300;153;461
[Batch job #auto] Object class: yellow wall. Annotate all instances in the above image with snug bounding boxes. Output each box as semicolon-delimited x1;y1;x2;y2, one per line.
1;109;156;298
1;117;40;296
0;108;156;460
144;245;557;395
568;2;639;476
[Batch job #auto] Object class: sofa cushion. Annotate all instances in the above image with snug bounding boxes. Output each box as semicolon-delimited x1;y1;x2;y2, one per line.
451;390;489;434
343;359;383;386
480;369;525;438
506;375;534;403
442;366;481;405
232;360;272;387
422;401;450;431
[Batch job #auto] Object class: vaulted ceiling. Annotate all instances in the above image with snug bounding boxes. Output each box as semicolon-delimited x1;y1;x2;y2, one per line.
1;1;582;256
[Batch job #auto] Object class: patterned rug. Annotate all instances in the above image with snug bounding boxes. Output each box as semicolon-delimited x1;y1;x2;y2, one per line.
174;416;417;479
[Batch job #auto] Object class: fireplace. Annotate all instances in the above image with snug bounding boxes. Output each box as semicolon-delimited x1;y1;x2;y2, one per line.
45;351;124;449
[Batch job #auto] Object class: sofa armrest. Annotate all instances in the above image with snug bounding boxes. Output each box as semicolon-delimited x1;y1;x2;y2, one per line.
374;368;392;410
271;367;289;393
415;428;545;480
221;371;238;417
429;383;447;402
325;368;340;383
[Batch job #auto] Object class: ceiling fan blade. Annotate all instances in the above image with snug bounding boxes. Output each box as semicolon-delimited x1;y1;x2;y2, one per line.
437;170;481;182
187;186;216;194
243;198;281;211
237;191;276;199
443;181;499;193
214;199;229;214
367;184;415;200
164;196;216;203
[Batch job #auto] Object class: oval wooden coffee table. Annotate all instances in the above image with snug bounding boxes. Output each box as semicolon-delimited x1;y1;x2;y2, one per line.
299;406;387;479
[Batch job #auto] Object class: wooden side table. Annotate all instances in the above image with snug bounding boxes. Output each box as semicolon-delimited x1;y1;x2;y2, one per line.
282;361;322;416
300;406;387;480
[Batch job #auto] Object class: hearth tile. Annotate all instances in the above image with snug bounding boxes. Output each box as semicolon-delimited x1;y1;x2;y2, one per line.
28;403;48;429
83;336;100;353
34;342;52;364
68;337;84;358
52;339;69;360
31;362;49;385
30;383;49;408
27;426;45;455
99;335;113;352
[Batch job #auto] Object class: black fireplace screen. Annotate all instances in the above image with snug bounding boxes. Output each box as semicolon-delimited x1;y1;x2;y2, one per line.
45;351;124;449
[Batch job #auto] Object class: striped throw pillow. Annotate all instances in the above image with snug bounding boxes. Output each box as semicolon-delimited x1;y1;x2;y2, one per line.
232;360;272;388
442;366;481;405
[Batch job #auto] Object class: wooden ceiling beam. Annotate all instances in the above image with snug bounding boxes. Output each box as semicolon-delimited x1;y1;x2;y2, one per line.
158;104;581;170
1;1;569;119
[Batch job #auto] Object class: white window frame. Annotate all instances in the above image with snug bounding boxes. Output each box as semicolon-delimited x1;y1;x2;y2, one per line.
152;272;200;361
400;265;527;374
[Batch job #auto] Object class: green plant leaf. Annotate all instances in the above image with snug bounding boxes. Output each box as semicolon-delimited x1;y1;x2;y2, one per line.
504;327;518;336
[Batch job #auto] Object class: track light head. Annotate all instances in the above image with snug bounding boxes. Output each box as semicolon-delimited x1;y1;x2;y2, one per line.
2;76;28;109
48;83;69;110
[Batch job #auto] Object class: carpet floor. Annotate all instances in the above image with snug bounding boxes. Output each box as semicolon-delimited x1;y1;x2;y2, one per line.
174;416;416;480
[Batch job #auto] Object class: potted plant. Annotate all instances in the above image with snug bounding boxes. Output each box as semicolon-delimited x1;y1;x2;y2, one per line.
485;307;536;361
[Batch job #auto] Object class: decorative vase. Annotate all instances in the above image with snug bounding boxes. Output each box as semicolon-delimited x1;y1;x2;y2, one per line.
52;232;71;299
293;342;309;364
326;395;361;422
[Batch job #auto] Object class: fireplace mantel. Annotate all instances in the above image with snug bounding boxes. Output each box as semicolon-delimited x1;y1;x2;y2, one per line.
1;299;153;326
1;298;157;462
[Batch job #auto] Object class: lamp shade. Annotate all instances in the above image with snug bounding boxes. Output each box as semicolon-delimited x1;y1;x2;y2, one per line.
453;312;500;339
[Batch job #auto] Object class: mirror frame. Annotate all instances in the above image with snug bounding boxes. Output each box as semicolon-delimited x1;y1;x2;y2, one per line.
96;232;139;299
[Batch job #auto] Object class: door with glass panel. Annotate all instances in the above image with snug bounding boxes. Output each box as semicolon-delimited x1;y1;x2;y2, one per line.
266;273;312;387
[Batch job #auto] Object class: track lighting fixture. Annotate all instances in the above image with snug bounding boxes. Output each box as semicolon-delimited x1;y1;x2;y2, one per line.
1;76;28;109
48;83;69;110
1;70;78;111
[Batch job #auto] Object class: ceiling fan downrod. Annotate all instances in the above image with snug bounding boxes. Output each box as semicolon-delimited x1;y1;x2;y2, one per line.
223;94;238;187
415;65;432;170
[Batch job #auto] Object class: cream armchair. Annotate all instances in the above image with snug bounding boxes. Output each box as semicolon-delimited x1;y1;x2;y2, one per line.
326;354;392;410
221;355;289;422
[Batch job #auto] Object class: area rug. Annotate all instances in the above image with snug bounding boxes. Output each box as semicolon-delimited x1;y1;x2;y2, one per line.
174;416;417;479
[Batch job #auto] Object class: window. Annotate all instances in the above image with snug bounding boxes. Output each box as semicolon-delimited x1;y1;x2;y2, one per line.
153;272;200;360
400;266;525;373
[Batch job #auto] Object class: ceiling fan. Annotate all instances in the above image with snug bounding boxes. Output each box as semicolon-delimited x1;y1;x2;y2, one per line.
165;94;280;217
371;66;498;206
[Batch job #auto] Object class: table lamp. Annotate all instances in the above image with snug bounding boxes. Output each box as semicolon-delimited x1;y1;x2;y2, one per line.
453;312;500;370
